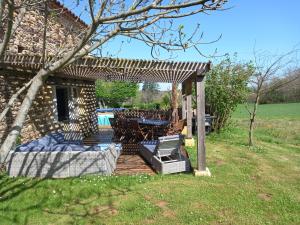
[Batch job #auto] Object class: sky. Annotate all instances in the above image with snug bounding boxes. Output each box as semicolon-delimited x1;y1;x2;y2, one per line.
63;0;300;90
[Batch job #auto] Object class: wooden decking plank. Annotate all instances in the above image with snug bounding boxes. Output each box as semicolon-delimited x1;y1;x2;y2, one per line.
114;154;155;175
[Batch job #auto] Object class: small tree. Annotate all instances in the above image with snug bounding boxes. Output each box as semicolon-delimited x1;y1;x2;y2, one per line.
201;56;253;132
246;50;298;147
160;92;171;110
96;80;138;107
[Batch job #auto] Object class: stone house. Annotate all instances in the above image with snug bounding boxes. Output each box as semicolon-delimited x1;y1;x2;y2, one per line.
0;1;211;176
0;0;98;145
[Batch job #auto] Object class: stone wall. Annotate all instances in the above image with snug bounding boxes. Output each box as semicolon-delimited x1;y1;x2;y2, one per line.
6;1;86;55
0;72;97;145
0;2;98;146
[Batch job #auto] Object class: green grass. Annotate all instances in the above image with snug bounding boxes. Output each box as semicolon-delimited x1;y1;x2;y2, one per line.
233;102;300;120
0;103;299;224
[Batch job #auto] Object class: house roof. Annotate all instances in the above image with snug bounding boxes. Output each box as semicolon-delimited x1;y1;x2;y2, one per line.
0;54;210;83
50;0;88;28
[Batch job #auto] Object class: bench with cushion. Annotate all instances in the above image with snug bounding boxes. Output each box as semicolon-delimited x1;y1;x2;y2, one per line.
7;132;122;178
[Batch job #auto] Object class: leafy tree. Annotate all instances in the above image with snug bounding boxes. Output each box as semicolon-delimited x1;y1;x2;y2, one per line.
160;92;171;110
141;82;159;103
196;56;253;132
96;80;138;108
142;82;159;91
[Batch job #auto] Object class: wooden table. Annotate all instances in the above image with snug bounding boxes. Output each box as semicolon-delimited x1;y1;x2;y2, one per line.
135;118;170;139
137;118;170;126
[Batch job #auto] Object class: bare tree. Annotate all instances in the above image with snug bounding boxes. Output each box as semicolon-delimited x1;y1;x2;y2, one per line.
0;0;227;162
246;49;299;147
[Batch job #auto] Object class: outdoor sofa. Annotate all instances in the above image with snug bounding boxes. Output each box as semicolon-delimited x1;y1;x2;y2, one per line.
7;132;122;178
139;135;191;174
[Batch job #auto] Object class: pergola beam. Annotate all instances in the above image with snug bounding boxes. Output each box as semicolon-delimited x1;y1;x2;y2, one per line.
0;53;210;83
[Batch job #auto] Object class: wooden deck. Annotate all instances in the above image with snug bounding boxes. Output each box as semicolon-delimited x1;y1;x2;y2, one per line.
114;154;155;175
83;130;155;175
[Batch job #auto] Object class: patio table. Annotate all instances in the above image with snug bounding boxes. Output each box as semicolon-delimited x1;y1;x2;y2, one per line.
137;119;170;126
128;118;170;140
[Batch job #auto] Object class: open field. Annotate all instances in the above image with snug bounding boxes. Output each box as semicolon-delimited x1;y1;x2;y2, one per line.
0;103;299;224
233;102;300;120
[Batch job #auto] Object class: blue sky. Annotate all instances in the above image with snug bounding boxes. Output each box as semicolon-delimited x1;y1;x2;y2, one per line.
63;0;300;90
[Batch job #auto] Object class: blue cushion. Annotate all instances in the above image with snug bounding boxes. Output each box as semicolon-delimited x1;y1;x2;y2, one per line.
37;136;55;146
49;132;65;144
140;141;158;154
16;140;39;152
140;140;158;145
14;132;119;153
50;144;72;152
61;140;83;145
142;144;157;153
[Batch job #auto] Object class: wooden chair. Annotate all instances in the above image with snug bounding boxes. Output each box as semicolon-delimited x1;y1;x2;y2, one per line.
127;119;149;143
166;119;186;135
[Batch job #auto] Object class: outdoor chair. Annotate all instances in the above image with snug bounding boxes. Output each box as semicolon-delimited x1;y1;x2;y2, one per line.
118;118;128;141
109;117;116;128
109;118;119;141
166;119;186;135
127;119;149;143
155;135;183;161
139;134;190;174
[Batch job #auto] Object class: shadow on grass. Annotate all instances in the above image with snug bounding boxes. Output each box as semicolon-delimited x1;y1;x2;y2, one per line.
0;172;141;224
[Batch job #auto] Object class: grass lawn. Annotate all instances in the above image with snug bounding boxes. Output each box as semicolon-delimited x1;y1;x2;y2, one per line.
0;103;299;225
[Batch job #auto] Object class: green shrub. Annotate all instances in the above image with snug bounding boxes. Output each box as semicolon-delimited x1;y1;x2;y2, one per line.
202;56;254;132
96;80;138;107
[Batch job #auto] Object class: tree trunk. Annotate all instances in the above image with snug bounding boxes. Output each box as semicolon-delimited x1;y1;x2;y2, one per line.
171;82;178;123
0;70;47;163
248;94;259;147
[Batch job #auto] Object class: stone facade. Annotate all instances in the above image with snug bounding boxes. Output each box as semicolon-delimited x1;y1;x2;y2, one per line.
6;1;86;56
0;1;99;146
0;72;98;145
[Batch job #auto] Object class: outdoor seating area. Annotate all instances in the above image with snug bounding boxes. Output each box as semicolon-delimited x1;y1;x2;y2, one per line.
1;52;209;177
103;109;191;174
110;109;186;143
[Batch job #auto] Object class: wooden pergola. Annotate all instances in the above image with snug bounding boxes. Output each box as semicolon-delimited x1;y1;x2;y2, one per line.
1;53;211;175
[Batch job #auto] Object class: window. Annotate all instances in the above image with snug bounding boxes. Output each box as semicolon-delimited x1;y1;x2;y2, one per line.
17;45;25;53
56;87;69;121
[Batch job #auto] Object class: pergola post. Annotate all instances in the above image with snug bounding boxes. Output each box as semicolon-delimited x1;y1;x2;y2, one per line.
194;70;211;176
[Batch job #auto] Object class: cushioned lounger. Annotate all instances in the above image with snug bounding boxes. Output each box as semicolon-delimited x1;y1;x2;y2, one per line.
140;135;190;174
